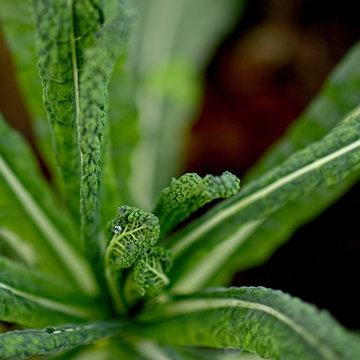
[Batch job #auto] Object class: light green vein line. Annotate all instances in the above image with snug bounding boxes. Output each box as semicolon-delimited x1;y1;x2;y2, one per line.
136;341;172;360
130;0;187;209
171;137;360;258
172;220;263;293
0;281;90;318
0;155;97;295
161;298;340;360
0;227;37;266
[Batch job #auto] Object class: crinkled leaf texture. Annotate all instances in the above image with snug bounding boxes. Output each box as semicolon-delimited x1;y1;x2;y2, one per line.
154;171;240;238
169;105;360;293
32;0;136;267
137;287;360;360
2;287;358;359
0;321;127;360
204;39;360;287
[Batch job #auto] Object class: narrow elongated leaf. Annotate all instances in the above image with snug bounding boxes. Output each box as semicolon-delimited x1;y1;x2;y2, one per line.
77;0;136;264
204;41;360;287
0;227;37;266
0;256;103;328
99;132;121;227
33;0;136;266
245;40;360;182
0;0;61;190
137;287;360;360
0;321;127;360
167;107;360;293
49;341;144;360
107;55;139;207
0;114;97;294
136;342;262;360
129;0;245;209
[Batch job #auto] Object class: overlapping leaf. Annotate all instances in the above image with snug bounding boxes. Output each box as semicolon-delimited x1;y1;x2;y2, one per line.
0;0;60;190
168;107;360;293
0;114;96;294
137;287;360;360
154;172;240;239
32;0;136;267
203;41;360;287
0;256;103;328
129;0;245;209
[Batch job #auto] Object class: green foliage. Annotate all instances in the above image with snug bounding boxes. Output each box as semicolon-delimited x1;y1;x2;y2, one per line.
0;321;127;360
137;287;360;360
154;171;240;238
105;206;160;270
168;108;360;293
0;114;97;295
32;0;136;267
0;256;102;328
133;246;172;296
129;0;244;209
107;55;139;206
208;40;360;288
0;0;360;359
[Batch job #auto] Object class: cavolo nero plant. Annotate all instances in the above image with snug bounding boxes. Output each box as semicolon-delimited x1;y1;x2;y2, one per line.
0;0;360;359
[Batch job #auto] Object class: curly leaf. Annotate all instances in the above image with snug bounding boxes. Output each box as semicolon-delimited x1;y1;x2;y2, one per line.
104;206;160;313
154;172;240;238
133;246;172;296
204;40;360;287
0;321;127;360
137;287;360;360
168;107;360;293
105;206;160;270
129;0;245;209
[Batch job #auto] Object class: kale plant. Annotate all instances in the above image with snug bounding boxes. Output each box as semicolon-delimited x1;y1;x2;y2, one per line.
0;0;360;359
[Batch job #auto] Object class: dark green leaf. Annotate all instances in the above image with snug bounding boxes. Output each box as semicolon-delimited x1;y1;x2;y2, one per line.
0;256;103;327
205;41;360;286
0;114;97;295
0;0;61;189
32;0;136;268
168;107;360;293
104;206;160;312
0;321;127;360
137;287;360;360
155;172;240;239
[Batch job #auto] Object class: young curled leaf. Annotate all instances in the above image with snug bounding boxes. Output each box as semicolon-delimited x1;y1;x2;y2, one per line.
105;206;160;270
134;246;172;297
154;171;240;238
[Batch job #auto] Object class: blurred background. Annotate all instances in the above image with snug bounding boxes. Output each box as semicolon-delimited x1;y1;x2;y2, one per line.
1;0;360;329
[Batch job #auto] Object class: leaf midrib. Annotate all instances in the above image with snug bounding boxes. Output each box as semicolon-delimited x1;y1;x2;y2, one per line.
130;0;187;208
171;134;360;258
172;220;262;293
0;153;97;295
157;297;340;360
69;0;82;164
0;281;90;318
